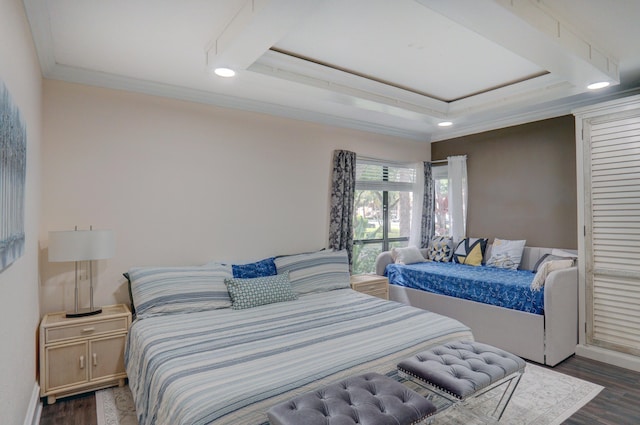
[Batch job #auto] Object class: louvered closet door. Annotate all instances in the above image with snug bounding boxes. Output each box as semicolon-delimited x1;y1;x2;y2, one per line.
585;109;640;355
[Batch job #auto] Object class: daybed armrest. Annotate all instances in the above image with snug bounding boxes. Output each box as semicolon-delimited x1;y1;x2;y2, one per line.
375;251;395;276
374;249;429;276
542;266;578;366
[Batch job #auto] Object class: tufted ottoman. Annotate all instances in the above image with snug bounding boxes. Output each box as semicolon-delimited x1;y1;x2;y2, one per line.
397;340;525;420
267;372;437;425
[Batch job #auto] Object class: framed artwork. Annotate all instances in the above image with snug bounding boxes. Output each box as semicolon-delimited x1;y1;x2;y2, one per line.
0;79;27;271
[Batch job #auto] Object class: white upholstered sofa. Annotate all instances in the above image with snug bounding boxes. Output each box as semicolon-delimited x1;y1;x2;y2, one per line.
374;246;578;366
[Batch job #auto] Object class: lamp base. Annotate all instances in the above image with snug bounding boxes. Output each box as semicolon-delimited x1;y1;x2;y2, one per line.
66;307;103;318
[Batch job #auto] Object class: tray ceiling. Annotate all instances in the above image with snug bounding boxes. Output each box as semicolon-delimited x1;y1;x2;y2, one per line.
24;0;640;141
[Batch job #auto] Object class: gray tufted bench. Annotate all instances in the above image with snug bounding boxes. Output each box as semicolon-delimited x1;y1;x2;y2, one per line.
267;372;437;425
397;340;525;420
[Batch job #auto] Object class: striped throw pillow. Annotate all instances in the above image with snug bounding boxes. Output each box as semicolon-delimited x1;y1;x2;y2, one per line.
274;249;351;295
128;264;233;317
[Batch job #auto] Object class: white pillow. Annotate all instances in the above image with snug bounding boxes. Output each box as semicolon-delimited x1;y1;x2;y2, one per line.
391;246;426;265
551;248;578;258
531;259;574;291
486;238;526;270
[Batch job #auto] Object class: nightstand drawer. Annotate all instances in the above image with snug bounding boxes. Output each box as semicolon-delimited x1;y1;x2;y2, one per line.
365;288;389;300
46;317;129;344
350;275;389;300
353;281;386;293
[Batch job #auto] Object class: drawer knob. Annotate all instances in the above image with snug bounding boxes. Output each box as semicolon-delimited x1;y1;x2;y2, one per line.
82;327;95;333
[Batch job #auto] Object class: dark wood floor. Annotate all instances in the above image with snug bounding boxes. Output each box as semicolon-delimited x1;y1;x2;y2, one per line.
40;391;97;425
554;355;640;424
40;355;640;425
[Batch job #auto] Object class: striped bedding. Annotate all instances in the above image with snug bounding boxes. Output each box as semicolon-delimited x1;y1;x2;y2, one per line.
125;288;472;425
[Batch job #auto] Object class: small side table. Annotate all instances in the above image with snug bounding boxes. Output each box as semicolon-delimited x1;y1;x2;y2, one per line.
39;304;131;404
350;274;389;300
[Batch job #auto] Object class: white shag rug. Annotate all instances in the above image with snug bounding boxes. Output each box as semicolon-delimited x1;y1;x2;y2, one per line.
96;363;603;425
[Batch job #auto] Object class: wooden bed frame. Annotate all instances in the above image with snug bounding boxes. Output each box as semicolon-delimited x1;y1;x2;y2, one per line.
375;246;578;366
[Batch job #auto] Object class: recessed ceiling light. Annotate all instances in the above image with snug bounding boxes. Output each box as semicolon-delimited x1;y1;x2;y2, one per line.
587;81;610;90
438;121;453;127
214;68;236;78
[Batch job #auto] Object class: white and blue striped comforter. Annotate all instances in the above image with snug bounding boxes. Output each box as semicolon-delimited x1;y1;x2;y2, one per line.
125;289;472;425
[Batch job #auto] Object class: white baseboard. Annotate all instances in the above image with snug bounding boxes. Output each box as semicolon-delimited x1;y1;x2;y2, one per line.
23;382;42;425
576;344;640;372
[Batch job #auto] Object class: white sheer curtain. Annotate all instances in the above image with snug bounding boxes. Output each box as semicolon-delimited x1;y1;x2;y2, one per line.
409;162;424;247
448;155;467;243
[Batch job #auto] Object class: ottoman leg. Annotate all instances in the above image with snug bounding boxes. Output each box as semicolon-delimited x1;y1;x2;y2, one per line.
491;370;523;420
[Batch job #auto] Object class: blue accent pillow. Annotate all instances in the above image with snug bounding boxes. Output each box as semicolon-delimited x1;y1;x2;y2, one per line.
225;272;298;310
232;257;277;279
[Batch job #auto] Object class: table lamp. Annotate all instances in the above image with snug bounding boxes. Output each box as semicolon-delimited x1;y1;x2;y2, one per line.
48;226;115;317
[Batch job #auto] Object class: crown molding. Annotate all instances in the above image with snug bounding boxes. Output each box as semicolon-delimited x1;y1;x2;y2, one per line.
430;86;640;142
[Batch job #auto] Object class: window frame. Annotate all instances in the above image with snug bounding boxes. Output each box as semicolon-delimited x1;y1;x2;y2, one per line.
352;159;416;273
432;164;451;237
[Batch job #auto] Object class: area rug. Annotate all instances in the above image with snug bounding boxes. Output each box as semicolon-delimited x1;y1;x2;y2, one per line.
96;363;602;425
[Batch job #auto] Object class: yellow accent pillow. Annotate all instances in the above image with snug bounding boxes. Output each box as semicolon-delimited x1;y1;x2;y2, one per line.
463;243;483;266
453;238;487;266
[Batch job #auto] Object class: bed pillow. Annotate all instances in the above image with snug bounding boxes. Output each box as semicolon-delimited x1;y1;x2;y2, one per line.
274;249;351;295
426;236;453;262
225;272;298;310
232;257;277;279
531;259;575;291
532;253;576;273
486;238;526;270
452;238;487;266
128;264;233;317
391;246;426;265
551;248;578;258
122;272;136;316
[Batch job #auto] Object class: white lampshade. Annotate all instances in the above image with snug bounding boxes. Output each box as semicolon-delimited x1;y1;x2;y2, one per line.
49;229;115;262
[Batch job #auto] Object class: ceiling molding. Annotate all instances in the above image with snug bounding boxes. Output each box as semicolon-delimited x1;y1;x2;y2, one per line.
23;0;56;76
22;0;639;145
250;49;601;124
250;50;449;118
35;56;640;144
42;62;431;141
430;86;640;142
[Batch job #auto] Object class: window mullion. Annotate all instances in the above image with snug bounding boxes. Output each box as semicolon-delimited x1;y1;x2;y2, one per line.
382;165;389;252
382;190;389;251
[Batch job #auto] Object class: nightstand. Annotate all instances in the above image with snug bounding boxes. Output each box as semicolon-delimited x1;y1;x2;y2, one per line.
39;304;131;404
350;274;389;300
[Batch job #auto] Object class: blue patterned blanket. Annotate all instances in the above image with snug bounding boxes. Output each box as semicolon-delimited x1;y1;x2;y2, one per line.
385;261;543;314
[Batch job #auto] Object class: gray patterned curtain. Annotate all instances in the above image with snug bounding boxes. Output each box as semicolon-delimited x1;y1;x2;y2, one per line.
420;162;435;248
328;150;356;266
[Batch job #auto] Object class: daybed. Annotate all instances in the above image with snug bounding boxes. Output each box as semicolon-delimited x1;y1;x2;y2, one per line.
124;249;472;425
375;245;578;366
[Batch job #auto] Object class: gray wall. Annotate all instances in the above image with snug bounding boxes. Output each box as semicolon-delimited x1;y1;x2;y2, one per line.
431;115;577;249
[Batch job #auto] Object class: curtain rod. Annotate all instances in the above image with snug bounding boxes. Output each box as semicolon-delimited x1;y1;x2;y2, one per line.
357;155;418;167
432;154;467;164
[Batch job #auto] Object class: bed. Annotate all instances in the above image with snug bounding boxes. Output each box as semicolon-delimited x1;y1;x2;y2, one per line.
124;250;472;425
375;245;578;366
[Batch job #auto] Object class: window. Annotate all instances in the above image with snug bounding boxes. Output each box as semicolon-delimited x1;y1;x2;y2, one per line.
352;159;416;274
433;165;450;237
